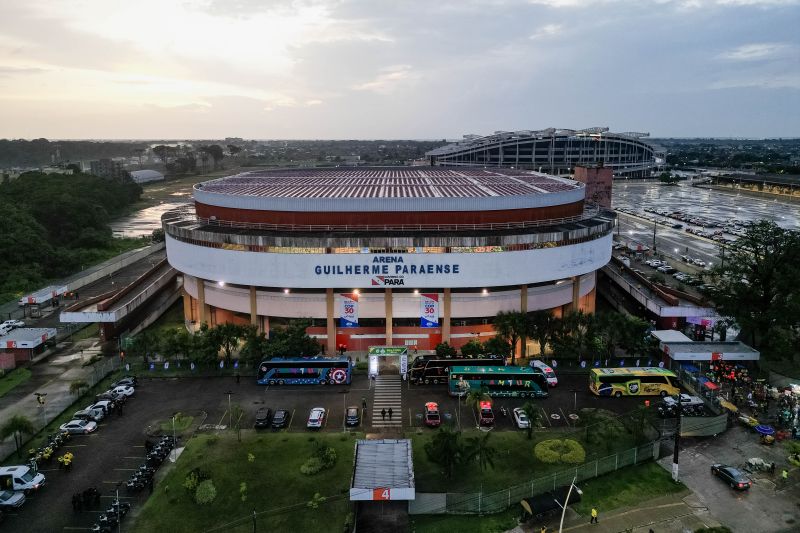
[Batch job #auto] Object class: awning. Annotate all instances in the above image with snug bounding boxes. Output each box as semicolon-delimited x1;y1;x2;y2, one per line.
682;364;700;373
719;399;738;412
703;381;719;390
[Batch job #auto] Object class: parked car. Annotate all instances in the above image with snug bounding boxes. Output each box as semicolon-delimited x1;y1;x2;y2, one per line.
94;391;121;403
0;320;25;329
59;419;97;435
345;406;360;427
73;407;105;422
0;325;11;337
0;490;25;510
512;407;530;429
254;407;272;429
424;402;441;428
112;377;137;388
478;400;495;427
110;385;135;397
529;360;558;387
0;466;45;493
711;464;751;490
307;407;326;429
271;409;290;429
91;400;114;414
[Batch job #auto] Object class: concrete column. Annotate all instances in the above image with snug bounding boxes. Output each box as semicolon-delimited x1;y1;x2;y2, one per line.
249;286;258;330
326;288;336;356
572;275;581;311
520;284;528;312
182;287;193;322
385;288;393;346
442;288;451;344
197;279;209;326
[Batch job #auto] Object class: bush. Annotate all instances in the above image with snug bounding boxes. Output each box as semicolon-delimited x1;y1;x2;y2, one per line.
534;439;586;465
300;457;325;475
195;479;216;504
183;468;210;493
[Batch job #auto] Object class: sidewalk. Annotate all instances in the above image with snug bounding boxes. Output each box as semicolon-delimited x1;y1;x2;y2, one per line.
509;493;721;533
0;340;120;462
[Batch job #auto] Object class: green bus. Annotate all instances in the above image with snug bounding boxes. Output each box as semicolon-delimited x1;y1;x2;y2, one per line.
589;367;679;398
448;366;549;398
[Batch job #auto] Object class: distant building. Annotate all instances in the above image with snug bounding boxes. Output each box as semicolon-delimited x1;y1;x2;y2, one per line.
90;158;125;179
129;169;165;184
573;164;613;208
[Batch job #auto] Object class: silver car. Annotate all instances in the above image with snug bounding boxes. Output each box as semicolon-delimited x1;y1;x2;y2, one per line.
59;419;97;435
0;489;26;509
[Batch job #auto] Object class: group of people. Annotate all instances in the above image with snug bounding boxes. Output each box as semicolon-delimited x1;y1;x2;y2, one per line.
380;408;393;420
70;487;100;512
57;451;74;471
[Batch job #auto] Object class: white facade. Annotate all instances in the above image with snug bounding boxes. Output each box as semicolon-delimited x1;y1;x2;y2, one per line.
166;233;611;290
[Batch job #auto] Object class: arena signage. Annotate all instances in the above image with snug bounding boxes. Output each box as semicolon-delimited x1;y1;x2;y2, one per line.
314;256;461;285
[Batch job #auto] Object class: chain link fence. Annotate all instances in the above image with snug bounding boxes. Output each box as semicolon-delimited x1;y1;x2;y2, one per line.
409;440;660;515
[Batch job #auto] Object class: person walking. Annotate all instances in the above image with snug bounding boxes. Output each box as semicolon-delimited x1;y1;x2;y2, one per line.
388;407;393;420
540;526;548;533
362;397;367;410
148;477;154;494
381;408;386;421
590;507;599;524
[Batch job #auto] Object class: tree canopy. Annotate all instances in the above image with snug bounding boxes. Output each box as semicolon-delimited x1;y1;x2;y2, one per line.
708;220;800;359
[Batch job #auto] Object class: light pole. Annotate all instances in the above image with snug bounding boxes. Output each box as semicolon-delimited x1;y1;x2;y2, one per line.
171;413;177;461
115;483;122;533
558;475;579;533
224;391;234;430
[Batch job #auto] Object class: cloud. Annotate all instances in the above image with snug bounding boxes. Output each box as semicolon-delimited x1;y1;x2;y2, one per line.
529;23;563;39
718;42;791;60
0;65;49;76
352;65;419;93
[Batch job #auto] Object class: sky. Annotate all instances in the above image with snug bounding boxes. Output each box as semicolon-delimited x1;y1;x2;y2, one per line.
0;0;798;139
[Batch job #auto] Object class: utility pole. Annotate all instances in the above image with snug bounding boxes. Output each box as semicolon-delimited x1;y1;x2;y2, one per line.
652;219;657;253
224;391;234;429
558;476;578;533
672;393;682;482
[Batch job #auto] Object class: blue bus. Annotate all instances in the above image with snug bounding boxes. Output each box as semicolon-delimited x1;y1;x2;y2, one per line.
448;366;548;398
257;357;352;386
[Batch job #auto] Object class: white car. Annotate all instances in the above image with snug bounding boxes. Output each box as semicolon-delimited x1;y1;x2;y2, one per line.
307;407;326;429
512;407;530;429
74;407;105;422
0;320;25;329
59;419;97;434
530;359;558;387
0;324;11;337
91;400;114;414
110;385;135;397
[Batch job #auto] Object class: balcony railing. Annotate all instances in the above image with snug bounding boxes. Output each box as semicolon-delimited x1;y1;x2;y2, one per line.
162;204;610;234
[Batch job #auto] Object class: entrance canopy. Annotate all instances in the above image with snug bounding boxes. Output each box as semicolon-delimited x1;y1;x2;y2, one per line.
350;439;415;501
368;346;408;356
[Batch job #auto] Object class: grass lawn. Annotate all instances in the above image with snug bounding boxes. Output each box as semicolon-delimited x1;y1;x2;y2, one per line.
571;460;686;515
142;300;184;336
159;413;194;433
133;432;358;533
0;368;32;398
408;461;686;533
411;506;520;533
410;427;637;493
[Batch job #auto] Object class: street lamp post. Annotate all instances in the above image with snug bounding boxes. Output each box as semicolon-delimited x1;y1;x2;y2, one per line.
558;476;579;533
224;391;234;430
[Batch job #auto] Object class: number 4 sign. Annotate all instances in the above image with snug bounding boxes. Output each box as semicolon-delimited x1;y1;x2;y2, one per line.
372;488;391;500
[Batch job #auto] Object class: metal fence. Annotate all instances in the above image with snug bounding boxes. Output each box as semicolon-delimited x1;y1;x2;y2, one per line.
408;440;660;515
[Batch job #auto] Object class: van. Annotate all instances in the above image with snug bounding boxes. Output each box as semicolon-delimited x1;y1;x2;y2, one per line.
0;466;46;493
530;360;558;387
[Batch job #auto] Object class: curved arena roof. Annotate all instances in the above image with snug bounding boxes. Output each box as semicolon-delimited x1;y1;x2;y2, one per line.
193;167;584;213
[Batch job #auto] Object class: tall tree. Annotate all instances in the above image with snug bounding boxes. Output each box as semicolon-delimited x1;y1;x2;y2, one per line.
709;220;800;357
520;400;542;440
526;310;557;358
424;427;465;480
460;339;485;357
208;323;247;362
465;432;497;472
482;335;511;358
239;326;267;366
493;311;528;365
1;415;36;457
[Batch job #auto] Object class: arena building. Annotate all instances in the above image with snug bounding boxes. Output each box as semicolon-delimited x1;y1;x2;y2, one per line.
162;167;615;354
426;128;664;178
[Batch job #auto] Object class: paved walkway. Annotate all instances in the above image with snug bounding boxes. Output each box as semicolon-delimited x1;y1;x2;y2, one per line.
0;340;119;462
509;493;722;533
371;375;403;429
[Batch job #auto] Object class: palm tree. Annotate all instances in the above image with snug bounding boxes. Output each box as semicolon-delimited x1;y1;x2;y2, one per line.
494;311;528;365
1;414;36;457
466;432;497;472
520;401;543;440
424;427;465;479
464;388;490;413
69;380;89;395
527;310;556;358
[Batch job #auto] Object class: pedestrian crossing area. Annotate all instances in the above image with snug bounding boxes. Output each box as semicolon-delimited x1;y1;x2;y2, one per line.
371;375;403;429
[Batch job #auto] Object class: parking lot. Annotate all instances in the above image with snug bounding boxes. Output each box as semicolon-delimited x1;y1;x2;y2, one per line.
2;371;649;531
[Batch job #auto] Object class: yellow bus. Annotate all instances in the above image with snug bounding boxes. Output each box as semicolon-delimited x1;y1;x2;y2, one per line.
589;367;679;398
